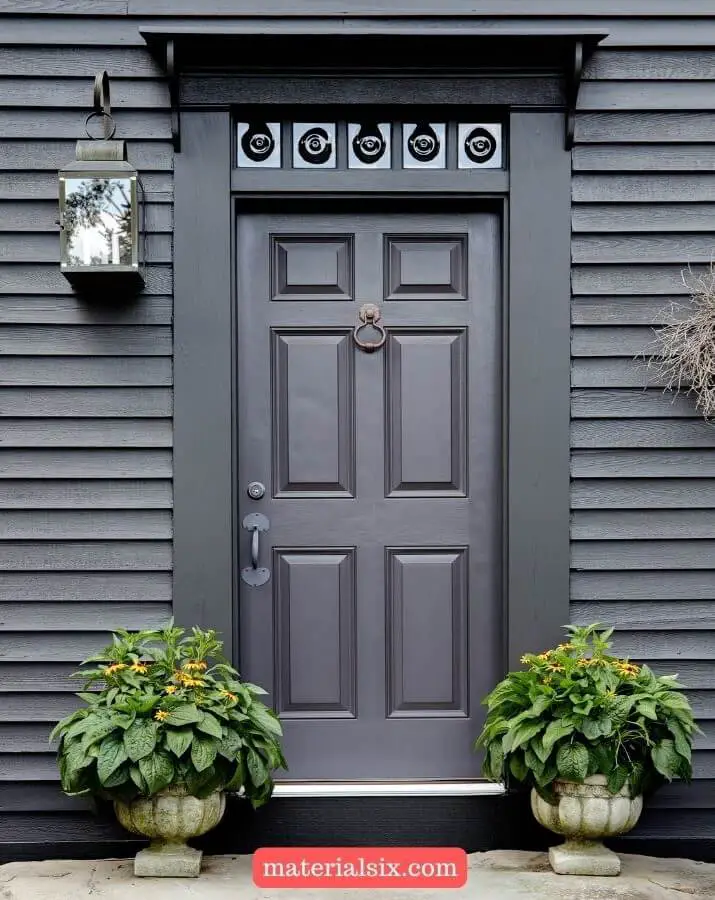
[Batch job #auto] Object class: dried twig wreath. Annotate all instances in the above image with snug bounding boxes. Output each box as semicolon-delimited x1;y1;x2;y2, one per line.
650;265;715;420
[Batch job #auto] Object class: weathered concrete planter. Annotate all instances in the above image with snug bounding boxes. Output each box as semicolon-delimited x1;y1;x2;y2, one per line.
114;784;226;877
530;775;643;876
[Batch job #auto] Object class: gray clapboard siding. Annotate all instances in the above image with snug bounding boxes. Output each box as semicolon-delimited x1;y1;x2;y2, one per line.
0;357;172;385
0;141;171;171
573;266;697;295
0;479;172;508
0;662;85;691
0;723;55;753
573;571;715;601
573;148;715;174
573;450;715;478
572;601;715;631
0;200;171;232
577;113;715;143
572;480;715;509
0;77;168;109
0;47;162;77
572;234;715;264
609;631;715;662
0;756;60;781
572;358;664;388
0;172;171;200
571;390;699;418
572;297;686;325
0;325;172;354
0;419;171;447
0;634;120;663
1;232;172;263
0;387;172;416
0;601;171;629
0;572;171;602
572;421;715;449
580;81;715;112
0;510;171;539
572;541;715;571
585;50;715;80
574;175;715;202
0;540;171;570
0;110;170;140
0;265;172;294
0;0;126;12
0;449;172;478
0;297;173;326
572;326;658;356
572;511;715;541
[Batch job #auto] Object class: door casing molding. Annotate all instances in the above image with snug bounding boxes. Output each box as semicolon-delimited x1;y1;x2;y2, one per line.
174;84;570;683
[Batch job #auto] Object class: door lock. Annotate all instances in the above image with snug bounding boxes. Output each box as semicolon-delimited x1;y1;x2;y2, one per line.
241;513;270;587
247;481;266;500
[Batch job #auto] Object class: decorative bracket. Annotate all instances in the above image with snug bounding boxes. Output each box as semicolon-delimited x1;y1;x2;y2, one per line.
166;39;181;153
565;40;584;152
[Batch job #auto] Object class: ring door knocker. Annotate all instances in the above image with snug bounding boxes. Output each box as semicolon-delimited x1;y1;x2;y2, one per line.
353;303;387;353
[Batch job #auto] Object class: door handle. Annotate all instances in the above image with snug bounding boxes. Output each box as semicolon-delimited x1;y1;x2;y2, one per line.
241;513;270;587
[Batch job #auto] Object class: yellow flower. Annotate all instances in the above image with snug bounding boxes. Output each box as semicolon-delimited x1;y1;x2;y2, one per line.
103;663;127;675
617;662;640;678
129;662;148;674
183;660;207;672
537;653;550;662
220;689;238;702
155;710;169;722
164;685;177;694
177;673;205;688
546;663;564;673
557;643;573;651
520;655;530;665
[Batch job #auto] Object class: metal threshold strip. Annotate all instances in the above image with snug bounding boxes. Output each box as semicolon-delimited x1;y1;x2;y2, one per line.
270;781;506;798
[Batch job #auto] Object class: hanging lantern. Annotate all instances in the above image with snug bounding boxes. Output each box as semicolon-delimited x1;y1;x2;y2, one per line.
59;72;145;294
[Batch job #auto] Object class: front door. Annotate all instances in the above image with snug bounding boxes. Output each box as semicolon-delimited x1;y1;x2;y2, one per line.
237;206;501;781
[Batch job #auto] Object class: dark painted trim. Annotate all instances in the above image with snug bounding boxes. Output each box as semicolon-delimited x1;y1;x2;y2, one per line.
230;170;510;196
506;111;571;668
173;109;234;656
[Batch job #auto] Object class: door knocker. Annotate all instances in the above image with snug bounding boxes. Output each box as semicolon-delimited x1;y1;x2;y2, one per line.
353;303;387;353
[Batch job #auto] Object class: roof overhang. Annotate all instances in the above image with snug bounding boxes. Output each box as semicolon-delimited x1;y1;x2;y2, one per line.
140;25;607;152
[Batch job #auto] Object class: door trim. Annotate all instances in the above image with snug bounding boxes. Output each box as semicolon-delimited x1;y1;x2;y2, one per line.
270;781;506;798
174;101;570;679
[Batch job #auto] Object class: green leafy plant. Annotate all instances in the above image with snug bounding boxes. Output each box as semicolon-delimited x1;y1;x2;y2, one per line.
475;624;700;801
51;623;286;807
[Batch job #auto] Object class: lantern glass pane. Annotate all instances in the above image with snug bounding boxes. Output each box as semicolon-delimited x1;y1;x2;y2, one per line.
63;177;134;267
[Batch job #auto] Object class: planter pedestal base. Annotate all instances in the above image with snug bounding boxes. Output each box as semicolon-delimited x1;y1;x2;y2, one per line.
549;841;621;877
134;842;202;878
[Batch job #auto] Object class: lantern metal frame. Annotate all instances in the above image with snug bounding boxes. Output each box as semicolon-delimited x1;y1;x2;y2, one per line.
58;72;145;294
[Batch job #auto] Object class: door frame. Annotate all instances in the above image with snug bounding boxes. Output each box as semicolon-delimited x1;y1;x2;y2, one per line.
173;98;570;691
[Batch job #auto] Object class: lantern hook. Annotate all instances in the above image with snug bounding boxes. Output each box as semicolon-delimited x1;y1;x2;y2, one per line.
85;71;117;141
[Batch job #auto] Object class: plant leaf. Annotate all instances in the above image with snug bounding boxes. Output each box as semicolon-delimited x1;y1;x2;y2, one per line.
165;727;193;759
607;767;628;795
123;719;158;762
164;703;202;727
556;742;589;782
542;721;575;752
651;739;681;781
225;755;246;791
191;735;218;773
246;748;270;786
217;729;243;761
248;704;283;738
197;711;223;739
138;752;175;795
97;733;129;785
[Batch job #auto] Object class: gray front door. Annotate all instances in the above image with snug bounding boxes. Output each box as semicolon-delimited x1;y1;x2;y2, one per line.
237;207;501;780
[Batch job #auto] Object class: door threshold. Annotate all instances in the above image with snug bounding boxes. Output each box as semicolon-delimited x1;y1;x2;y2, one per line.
270;780;506;798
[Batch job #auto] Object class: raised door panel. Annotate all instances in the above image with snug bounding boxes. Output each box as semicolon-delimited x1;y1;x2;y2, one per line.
274;549;356;718
271;235;354;301
384;235;467;300
385;330;467;497
272;329;355;497
386;548;468;718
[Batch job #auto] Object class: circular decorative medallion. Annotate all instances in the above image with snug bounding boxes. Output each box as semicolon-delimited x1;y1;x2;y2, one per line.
241;122;275;163
407;123;440;163
463;126;497;164
352;123;387;165
298;127;333;165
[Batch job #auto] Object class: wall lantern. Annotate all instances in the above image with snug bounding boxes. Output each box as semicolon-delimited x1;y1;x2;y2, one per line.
59;72;145;294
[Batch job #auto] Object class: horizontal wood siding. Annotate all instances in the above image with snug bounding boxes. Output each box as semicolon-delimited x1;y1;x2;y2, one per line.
572;39;715;837
2;0;715;857
0;8;174;848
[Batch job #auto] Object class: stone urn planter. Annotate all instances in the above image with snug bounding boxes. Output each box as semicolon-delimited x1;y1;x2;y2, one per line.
530;775;643;876
114;784;226;877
